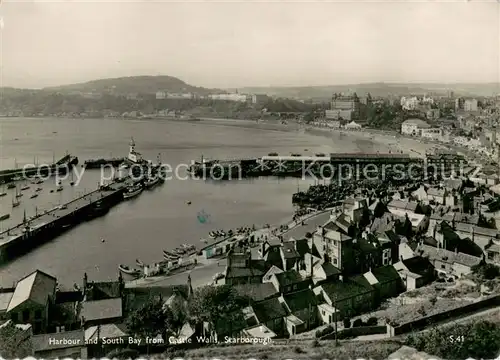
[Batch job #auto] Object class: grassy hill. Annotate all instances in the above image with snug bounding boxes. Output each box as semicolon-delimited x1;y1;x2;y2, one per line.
161;339;404;360
240;82;500;100
43;75;221;95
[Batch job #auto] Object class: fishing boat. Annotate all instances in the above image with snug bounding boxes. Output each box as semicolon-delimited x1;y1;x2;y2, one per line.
163;253;179;262
0;214;10;221
0;190;6;197
209;231;217;238
56;185;63;192
15;187;22;198
118;264;141;276
30;193;38;199
145;175;160;189
7;183;15;189
163;250;180;259
12;195;19;208
136;259;144;267
36;187;42;192
35;178;44;184
21;184;30;191
123;184;143;199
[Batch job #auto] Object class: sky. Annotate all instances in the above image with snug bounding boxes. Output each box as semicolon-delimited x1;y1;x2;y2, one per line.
0;0;499;89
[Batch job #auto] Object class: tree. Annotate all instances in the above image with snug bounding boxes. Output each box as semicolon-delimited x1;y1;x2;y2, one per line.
0;321;32;359
168;292;189;335
406;321;500;359
188;285;249;336
126;296;175;349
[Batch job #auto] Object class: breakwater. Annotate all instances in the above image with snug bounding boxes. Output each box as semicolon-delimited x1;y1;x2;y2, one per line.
0;155;79;183
83;158;125;169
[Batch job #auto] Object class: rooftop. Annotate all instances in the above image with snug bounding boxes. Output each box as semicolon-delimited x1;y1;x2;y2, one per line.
7;270;57;312
80;297;123;322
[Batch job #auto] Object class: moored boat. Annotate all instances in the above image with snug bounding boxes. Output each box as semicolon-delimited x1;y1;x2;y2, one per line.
136;259;144;267
36;187;42;192
21;185;30;191
209;231;217;238
0;214;10;221
163;250;180;259
123;184;143;199
12;195;19;208
7;183;15;189
0;192;6;197
56;185;63;192
145;175;160;189
30;193;38;199
118;264;140;276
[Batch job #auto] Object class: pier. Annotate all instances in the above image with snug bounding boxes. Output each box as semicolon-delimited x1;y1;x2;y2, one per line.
0;180;128;264
83;158;126;169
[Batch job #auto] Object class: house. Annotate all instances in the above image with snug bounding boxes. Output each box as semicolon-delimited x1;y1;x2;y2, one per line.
6;270;57;334
280;288;319;334
417;244;482;278
268;270;311;294
250;297;288;336
360;265;403;300
387;200;420;213
85;323;129;358
313;277;376;320
485;240;500;265
393;256;435;290
242;324;277;339
312;226;355;273
233;283;279;302
389;208;428;233
224;249;267;285
426;188;448;205
80;298;123;328
311;262;342;285
31;330;87;358
453;223;500;250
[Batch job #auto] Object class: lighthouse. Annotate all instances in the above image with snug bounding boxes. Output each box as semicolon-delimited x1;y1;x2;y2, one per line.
127;137;142;163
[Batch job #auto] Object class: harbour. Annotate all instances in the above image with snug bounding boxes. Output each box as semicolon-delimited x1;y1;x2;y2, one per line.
0;116;429;287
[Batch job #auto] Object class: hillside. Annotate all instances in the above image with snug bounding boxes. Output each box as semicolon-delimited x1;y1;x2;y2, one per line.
240;82;500;100
44;75;221;95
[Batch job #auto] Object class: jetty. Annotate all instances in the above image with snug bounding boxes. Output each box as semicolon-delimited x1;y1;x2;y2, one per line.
83;158;126;169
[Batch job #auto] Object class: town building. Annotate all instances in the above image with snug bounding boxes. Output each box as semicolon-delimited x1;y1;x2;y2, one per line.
326;93;361;121
251;94;269;104
155;91;166;99
209;93;248;102
464;99;478;112
401;119;431;136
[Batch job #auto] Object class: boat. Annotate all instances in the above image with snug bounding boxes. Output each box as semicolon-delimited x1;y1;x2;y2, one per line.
163;253;179;262
35;178;44;184
56;185;63;192
7;183;15;189
118;264;140;276
0;190;6;197
209;231;217;238
30;193;38;199
136;259;144;267
86;200;110;219
145;175;160;189
21;185;30;191
163;250;180;259
12;176;22;181
15;187;22;198
35;188;42;192
119;163;129;170
0;214;10;221
123;184;143;199
12;195;19;208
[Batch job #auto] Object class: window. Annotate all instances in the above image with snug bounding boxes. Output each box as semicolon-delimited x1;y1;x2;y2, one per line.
441;265;446;269
333;258;338;265
322;310;325;316
22;310;30;322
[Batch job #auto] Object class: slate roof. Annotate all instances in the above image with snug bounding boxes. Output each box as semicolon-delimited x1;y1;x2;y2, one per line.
275;270;306;287
283;289;318;312
226;259;267;279
419;245;482;268
233;283;278;302
371;266;401;283
402;119;430;128
85;280;121;301
321;279;373;302
80;298;122;322
294;239;310;257
401;257;433;276
85;323;128;342
282;242;300;259
321;263;341;277
0;292;13;312
252;297;288;323
7;270;56;312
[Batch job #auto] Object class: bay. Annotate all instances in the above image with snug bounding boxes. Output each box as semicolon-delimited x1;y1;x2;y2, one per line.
0;117;393;287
